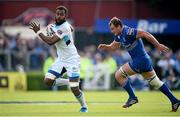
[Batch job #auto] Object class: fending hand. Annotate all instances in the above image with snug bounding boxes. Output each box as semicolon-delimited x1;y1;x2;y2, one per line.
157;44;169;53
98;44;108;51
29;21;40;33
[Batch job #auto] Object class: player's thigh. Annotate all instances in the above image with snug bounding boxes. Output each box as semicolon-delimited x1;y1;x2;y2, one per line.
66;63;80;94
141;69;156;80
116;62;137;78
66;63;80;82
45;60;65;80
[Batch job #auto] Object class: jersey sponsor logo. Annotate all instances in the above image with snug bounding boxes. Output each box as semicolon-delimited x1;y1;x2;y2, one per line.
128;28;134;36
72;67;78;72
57;30;63;35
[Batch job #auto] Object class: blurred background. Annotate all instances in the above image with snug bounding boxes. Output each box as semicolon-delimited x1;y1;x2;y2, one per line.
0;0;180;91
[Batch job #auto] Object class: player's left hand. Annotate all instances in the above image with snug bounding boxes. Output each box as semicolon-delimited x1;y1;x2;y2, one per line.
157;44;169;53
29;21;40;33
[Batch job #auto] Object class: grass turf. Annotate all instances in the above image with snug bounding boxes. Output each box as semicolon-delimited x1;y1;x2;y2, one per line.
0;90;180;116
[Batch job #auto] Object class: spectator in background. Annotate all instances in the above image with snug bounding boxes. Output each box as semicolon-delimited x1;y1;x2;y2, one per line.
29;38;47;69
112;49;126;67
157;50;175;79
0;32;8;51
79;50;94;90
0;32;8;70
11;34;27;70
93;53;106;76
163;50;180;90
164;66;180;90
175;50;180;74
103;53;117;74
84;52;110;90
43;47;57;90
8;33;20;50
43;47;57;74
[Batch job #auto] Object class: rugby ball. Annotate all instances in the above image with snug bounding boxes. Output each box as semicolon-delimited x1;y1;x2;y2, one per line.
46;24;54;36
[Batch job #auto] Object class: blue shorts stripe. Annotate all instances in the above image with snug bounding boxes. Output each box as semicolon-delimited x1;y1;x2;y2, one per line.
69;76;79;80
72;73;80;77
48;70;61;78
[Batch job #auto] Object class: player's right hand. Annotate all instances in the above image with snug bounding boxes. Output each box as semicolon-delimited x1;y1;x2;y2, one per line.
157;44;169;53
98;44;108;51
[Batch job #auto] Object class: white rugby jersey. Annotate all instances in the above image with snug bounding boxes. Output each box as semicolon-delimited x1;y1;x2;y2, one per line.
47;21;80;63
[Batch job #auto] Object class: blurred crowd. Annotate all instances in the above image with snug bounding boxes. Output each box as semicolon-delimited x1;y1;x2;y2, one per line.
79;45;180;90
0;31;49;71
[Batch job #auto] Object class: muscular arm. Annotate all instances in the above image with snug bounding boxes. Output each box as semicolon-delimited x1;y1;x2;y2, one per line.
98;40;121;51
137;29;160;48
38;33;60;45
136;29;169;53
29;21;60;45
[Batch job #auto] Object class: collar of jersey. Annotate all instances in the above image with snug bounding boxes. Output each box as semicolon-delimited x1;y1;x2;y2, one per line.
55;20;66;26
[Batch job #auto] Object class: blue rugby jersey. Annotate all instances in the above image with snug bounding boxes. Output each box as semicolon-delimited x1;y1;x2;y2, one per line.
114;25;148;60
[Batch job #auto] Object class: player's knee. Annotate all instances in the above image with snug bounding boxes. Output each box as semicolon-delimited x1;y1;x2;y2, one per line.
69;82;80;96
44;78;55;87
115;71;125;80
148;75;163;89
115;71;120;80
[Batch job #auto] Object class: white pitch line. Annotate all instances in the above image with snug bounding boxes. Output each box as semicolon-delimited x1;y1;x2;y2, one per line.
0;101;170;105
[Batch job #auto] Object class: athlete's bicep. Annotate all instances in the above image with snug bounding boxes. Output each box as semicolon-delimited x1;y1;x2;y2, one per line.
48;34;60;45
136;29;149;39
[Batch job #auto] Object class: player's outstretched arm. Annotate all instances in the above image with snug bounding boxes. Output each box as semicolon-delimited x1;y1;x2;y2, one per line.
137;29;169;53
98;40;120;51
29;21;59;45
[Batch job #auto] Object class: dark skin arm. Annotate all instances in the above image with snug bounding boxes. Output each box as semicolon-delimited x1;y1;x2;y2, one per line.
137;29;169;53
29;21;60;45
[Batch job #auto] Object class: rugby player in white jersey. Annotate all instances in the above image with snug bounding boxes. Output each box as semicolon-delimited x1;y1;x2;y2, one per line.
29;5;88;113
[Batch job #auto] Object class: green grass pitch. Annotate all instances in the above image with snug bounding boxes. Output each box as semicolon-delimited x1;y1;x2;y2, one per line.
0;90;180;116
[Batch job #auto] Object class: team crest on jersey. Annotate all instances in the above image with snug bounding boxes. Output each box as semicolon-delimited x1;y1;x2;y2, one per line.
72;67;78;72
128;28;134;36
57;30;63;35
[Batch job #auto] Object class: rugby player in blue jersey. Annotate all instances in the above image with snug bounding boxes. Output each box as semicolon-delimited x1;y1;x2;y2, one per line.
98;17;180;112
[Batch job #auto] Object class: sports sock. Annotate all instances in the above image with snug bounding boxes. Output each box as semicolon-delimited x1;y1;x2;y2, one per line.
76;91;87;108
123;79;136;99
159;83;178;104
